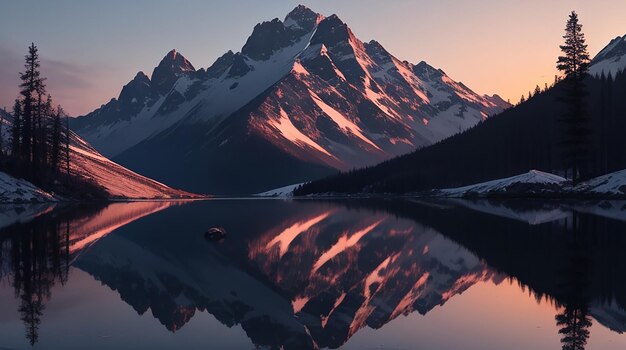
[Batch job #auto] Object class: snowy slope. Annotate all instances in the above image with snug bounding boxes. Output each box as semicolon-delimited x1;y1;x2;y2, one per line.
590;34;626;78
0;171;58;202
72;5;510;195
255;183;302;197
1;110;194;199
576;168;626;196
68;132;195;199
439;170;567;197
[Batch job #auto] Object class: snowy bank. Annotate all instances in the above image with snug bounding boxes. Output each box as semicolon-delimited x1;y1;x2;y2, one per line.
254;183;302;197
576;169;626;196
438;170;567;198
0;171;58;203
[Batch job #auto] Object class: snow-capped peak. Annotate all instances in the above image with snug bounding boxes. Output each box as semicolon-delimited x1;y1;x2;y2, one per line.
284;5;324;31
73;6;510;194
151;49;195;95
589;34;626;78
310;14;356;49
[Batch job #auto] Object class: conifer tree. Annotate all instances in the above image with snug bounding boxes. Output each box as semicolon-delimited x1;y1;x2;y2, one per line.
18;43;47;166
556;11;590;184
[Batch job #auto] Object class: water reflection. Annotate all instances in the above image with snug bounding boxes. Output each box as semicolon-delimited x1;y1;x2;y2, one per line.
0;199;625;349
0;202;179;346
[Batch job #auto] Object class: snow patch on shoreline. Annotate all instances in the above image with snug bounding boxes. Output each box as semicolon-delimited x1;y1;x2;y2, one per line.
439;170;566;197
255;183;303;197
0;171;58;203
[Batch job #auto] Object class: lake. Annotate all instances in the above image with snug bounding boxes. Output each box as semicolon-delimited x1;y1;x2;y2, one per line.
1;198;626;349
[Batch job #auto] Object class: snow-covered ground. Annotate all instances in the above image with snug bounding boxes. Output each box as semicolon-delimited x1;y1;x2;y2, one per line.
576;169;626;196
0;171;58;203
255;183;302;197
438;170;567;197
435;168;626;199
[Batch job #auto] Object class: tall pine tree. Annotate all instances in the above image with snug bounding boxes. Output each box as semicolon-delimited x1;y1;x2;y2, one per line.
557;11;591;184
18;43;47;167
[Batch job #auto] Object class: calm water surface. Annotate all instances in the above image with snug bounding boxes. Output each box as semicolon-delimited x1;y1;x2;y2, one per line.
1;199;626;349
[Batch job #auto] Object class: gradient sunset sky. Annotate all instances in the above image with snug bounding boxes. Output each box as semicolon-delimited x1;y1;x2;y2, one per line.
1;0;625;116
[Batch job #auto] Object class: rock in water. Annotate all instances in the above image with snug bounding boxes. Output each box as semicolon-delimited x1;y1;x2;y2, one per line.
205;227;227;241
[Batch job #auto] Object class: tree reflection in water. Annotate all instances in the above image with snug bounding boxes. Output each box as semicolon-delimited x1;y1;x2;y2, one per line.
0;205;103;346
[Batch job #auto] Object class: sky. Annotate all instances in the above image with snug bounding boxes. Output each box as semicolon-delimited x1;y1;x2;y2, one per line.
1;0;625;116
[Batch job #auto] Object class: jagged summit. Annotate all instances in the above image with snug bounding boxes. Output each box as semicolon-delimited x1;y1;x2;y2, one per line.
284;5;323;31
241;18;296;61
132;71;150;83
118;71;151;105
310;14;354;48
151;49;195;95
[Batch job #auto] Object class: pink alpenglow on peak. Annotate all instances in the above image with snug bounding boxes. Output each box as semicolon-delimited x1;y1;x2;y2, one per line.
72;5;510;195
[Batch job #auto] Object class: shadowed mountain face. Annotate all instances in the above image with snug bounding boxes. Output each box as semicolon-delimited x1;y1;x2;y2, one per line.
71;5;509;195
2;199;626;349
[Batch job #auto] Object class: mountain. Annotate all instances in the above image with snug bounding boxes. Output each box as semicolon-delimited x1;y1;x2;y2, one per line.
0;112;193;200
72;5;509;195
590;34;626;78
295;37;626;195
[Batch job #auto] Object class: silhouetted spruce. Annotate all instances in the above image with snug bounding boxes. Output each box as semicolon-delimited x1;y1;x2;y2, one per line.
556;11;591;184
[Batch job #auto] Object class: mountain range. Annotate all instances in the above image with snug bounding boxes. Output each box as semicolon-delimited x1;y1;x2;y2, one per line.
71;5;509;195
296;32;626;195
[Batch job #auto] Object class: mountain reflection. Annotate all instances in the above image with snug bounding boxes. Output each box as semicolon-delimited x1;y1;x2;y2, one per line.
247;206;498;348
2;199;626;349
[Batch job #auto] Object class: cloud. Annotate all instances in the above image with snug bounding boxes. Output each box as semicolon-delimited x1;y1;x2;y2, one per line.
0;46;116;116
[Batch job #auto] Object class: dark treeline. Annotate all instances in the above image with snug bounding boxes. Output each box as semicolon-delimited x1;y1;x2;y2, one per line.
1;44;106;199
295;70;626;195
